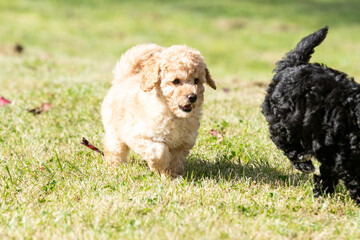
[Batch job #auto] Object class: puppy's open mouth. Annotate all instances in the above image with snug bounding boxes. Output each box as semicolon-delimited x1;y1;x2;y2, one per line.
179;104;192;112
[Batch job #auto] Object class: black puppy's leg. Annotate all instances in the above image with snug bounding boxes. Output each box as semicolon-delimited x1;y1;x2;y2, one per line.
287;152;315;173
334;154;360;204
313;164;338;198
341;175;360;205
292;160;315;174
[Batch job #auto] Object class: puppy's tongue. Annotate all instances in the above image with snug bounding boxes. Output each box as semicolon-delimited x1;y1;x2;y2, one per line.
183;104;192;110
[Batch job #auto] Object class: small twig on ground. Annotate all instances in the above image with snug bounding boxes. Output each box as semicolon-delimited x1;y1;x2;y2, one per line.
81;137;104;156
28;102;52;115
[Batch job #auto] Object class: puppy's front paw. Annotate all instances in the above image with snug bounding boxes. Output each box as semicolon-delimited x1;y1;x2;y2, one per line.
104;152;128;167
292;161;315;173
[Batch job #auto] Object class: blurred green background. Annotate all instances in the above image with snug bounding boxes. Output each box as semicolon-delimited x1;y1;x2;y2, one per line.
2;0;360;88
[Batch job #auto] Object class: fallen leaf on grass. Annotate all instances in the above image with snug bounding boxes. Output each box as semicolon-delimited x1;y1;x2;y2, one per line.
42;102;52;111
81;137;104;156
28;102;52;115
14;43;24;54
223;88;230;94
210;129;224;142
0;96;11;106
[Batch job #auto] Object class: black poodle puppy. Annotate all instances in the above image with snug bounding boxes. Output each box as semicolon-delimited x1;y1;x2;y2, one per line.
261;26;360;204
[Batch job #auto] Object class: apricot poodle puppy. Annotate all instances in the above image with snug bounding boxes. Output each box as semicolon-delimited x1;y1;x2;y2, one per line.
101;44;216;177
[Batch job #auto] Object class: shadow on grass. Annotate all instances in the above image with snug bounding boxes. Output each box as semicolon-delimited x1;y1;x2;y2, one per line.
185;157;311;187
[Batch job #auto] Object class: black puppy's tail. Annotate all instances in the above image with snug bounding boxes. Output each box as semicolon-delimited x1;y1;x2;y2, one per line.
274;26;329;73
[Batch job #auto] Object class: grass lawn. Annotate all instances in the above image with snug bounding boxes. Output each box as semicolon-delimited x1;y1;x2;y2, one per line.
1;0;360;239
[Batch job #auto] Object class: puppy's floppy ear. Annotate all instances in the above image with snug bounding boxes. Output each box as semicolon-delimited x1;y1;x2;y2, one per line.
141;57;161;92
205;67;216;90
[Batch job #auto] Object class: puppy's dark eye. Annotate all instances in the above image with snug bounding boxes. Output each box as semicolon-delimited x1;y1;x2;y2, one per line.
172;79;180;85
194;78;199;85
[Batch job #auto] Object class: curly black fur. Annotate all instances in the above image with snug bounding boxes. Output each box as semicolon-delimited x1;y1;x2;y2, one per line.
261;26;360;204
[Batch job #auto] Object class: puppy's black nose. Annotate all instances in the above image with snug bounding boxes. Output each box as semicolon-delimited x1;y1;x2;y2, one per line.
188;94;197;103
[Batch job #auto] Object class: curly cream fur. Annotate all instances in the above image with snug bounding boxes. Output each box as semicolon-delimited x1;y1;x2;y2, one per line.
101;43;216;177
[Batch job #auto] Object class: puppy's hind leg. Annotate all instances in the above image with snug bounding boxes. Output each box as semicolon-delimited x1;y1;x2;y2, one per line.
342;176;360;205
104;132;130;166
335;155;360;204
313;160;339;198
313;166;339;197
